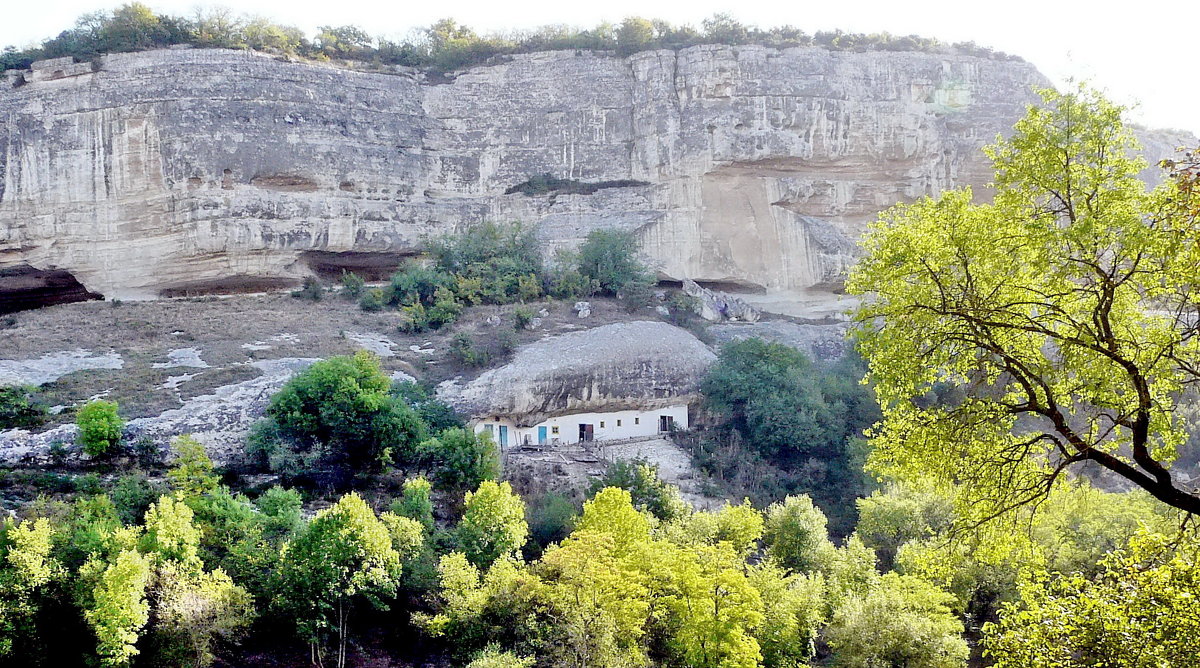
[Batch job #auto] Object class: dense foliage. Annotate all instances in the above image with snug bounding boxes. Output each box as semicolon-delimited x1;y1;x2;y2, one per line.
1;6;1021;74
848;85;1200;520
695;339;880;534
76;399;124;458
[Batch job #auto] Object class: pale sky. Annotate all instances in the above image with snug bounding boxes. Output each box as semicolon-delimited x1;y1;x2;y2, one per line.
4;0;1198;136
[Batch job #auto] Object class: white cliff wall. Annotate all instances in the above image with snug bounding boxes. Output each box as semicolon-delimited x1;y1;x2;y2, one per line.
3;46;1185;307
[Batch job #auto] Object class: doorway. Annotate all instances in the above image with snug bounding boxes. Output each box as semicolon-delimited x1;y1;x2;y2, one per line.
578;423;594;442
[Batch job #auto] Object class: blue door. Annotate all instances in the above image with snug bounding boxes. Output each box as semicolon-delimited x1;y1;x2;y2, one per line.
499;425;508;447
538;426;547;445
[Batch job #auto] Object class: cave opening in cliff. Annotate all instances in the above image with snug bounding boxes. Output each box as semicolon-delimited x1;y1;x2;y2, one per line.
300;250;416;281
0;265;104;314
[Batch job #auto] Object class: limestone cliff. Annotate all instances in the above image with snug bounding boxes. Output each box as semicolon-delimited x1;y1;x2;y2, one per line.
0;46;1189;311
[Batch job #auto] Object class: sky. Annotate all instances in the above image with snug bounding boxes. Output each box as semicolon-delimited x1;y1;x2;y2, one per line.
4;1;1198;136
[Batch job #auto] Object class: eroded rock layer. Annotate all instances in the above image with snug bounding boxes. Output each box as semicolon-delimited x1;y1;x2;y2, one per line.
438;321;716;426
2;46;1189;308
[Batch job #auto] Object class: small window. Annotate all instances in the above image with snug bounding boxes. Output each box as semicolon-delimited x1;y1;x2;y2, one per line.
617;419;622;427
635;417;640;425
551;426;559;435
600;421;606;428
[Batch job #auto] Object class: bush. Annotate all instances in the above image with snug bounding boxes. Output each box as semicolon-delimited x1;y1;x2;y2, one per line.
591;460;689;522
266;351;427;472
339;271;364;298
427;222;543;305
450;333;491;367
391;477;435;532
423;428;500;492
512;306;534;330
526;491;578;556
77;399;124;457
290;276;323;301
109;473;164;525
358;288;385;312
0;386;47;430
578;228;652;296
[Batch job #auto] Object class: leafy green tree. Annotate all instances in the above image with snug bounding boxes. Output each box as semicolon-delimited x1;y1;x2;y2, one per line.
748;563;825;668
273;493;402;668
424;428;500;492
577;229;650;296
391;477;435;533
166;435;218;498
591;460;690;522
77;399;124;457
85;549;152;667
268;351;426;472
616;17;656;55
456;481;529;569
140;494;200;566
151;561;254;667
985;531;1200;667
855;483;955;570
825;573;968;668
763;495;834;574
0;518;63;659
847;85;1200;518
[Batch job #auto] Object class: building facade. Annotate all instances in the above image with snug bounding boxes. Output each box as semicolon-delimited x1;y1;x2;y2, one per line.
473;404;689;448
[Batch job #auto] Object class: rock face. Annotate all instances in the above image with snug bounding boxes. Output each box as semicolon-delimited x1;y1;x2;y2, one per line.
0;357;316;465
1;46;1191;310
438;321;716;426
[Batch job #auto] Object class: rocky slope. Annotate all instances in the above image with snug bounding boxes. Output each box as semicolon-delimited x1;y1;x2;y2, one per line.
1;46;1191;313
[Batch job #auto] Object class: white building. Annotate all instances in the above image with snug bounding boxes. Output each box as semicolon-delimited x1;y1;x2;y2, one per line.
474;404;689;448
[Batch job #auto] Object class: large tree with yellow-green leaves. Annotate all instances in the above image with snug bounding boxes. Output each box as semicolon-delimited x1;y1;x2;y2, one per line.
847;85;1200;520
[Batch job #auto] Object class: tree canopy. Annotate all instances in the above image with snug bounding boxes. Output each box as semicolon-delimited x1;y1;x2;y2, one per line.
847;85;1200;519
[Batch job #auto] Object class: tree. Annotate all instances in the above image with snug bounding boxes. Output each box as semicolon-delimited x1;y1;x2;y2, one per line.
153;562;254;668
847;85;1200;519
267;351;426;472
577;229;650;296
456;481;528;569
85;549;152;667
763;495;834;574
825;572;968;668
984;531;1200;667
167;435;218;498
424;428;500;492
78;399;124;457
0;518;63;658
273;493;401;668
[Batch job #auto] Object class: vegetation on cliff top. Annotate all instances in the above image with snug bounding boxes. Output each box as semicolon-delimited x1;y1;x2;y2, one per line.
1;4;1022;74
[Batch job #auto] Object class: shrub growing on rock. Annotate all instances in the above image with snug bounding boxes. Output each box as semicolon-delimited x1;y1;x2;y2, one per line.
77;399;124;457
267;351;426;472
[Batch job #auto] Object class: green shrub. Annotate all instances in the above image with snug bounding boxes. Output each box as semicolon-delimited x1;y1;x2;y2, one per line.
77;399;124;457
339;271;365;298
0;386;47;430
358;288;385;312
427;222;543;305
267;351;427;472
391;477;435;532
109;473;163;525
422;428;500;492
449;333;491;367
578;228;653;296
290;276;323;301
512;306;534;330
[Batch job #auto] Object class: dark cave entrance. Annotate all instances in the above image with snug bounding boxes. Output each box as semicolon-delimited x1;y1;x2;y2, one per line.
0;265;103;314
